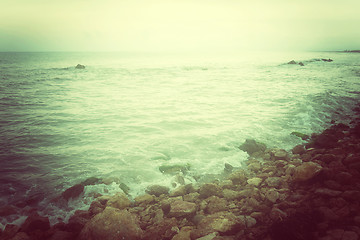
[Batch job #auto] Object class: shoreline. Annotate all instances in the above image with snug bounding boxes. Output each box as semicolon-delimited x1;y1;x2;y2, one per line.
1;112;360;239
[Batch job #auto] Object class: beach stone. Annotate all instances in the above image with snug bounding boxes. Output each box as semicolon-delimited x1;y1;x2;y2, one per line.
205;196;228;214
265;188;279;203
247;177;262;187
61;184;84;201
314;188;342;197
146;185;170;196
75;64;85;69
271;148;288;160
292;162;322;182
228;170;247;185
171;226;193;240
168;200;197;217
106;192;131;210
199;183;223;198
21;212;50;233
342;231;358;240
292;145;306;155
192;212;243;238
239;139;266;155
265;177;282;188
143;217;178;240
8;232;30;240
134;194;154;205
48;231;75;240
78;207;143;240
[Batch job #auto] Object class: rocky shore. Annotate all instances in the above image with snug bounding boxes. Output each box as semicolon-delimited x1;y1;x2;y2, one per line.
1;115;360;240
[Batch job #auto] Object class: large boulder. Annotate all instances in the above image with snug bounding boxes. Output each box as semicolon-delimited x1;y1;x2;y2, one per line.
106;192;131;210
292;162;322;182
239;139;266;156
61;184;84;201
78;207;143;240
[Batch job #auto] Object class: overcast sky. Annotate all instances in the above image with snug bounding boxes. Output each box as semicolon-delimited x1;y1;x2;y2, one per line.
1;0;359;52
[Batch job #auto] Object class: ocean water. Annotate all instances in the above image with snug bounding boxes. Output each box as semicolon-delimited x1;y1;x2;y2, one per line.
1;51;360;226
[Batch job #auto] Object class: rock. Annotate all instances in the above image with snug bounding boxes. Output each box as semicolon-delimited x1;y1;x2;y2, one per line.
81;177;101;186
143;218;178;240
2;224;20;239
288;60;297;64
119;183;131;195
66;210;90;234
228;170;247;185
247;161;262;172
271;148;288;160
341;231;358;240
8;232;30;240
88;200;105;217
48;231;75;240
299;62;304;66
292;162;322;182
78;207;143;240
247;177;263;187
21;212;50;233
146;185;170;197
171;226;193;240
291;132;310;140
314;188;342;197
292;145;306;155
265;189;279;203
106;192;131;210
192;212;243;238
224;163;234;173
196;232;219;240
159;164;190;175
61;184;84;201
239;139;266;155
75;64;85;69
199;183;223;198
265;177;282;188
183;192;200;202
168;200;197;217
223;189;244;200
204;196;228;214
170;185;187;197
321;58;333;62
134;194;154;205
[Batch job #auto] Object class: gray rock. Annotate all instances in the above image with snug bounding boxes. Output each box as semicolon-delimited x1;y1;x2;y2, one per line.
146;185;170;197
239;139;266;155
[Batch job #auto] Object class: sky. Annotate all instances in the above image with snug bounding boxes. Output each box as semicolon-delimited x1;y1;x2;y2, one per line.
0;0;359;52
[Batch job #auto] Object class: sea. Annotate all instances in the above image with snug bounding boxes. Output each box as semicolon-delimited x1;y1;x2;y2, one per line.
1;51;359;227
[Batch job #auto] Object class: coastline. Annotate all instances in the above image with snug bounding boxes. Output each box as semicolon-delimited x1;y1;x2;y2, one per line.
1;108;360;240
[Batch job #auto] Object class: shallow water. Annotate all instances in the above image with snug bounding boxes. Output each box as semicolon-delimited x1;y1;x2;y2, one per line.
1;51;360;225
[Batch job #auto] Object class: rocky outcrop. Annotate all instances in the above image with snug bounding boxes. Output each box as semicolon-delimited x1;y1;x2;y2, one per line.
75;64;85;69
78;207;143;240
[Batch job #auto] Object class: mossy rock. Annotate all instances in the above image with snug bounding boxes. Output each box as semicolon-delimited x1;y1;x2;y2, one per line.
159;164;190;175
291;132;310;140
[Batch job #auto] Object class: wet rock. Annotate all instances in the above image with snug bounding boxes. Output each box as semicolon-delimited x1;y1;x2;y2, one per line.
223;189;244;200
288;60;297;64
247;161;262;172
66;210;90;234
81;177;101;186
21;212;50;233
196;232;219;240
291;131;310;140
247;177;263;187
75;64;85;69
143;218;178;240
204;196;228;214
106;192;131;210
183;192;200;202
48;231;76;240
228;170;247;185
2;224;20;239
8;232;30;240
292;145;306;155
170;185;187;197
265;177;283;188
168;200;197;217
192;212;243;238
239;139;267;156
265;188;279;203
271;148;288;160
171;226;193;240
134;194;155;205
224;163;234;173
146;185;170;196
199;183;223;198
88;200;105;216
299;62;304;66
314;188;342;197
159;164;190;175
61;184;84;201
78;207;143;240
292;162;322;182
